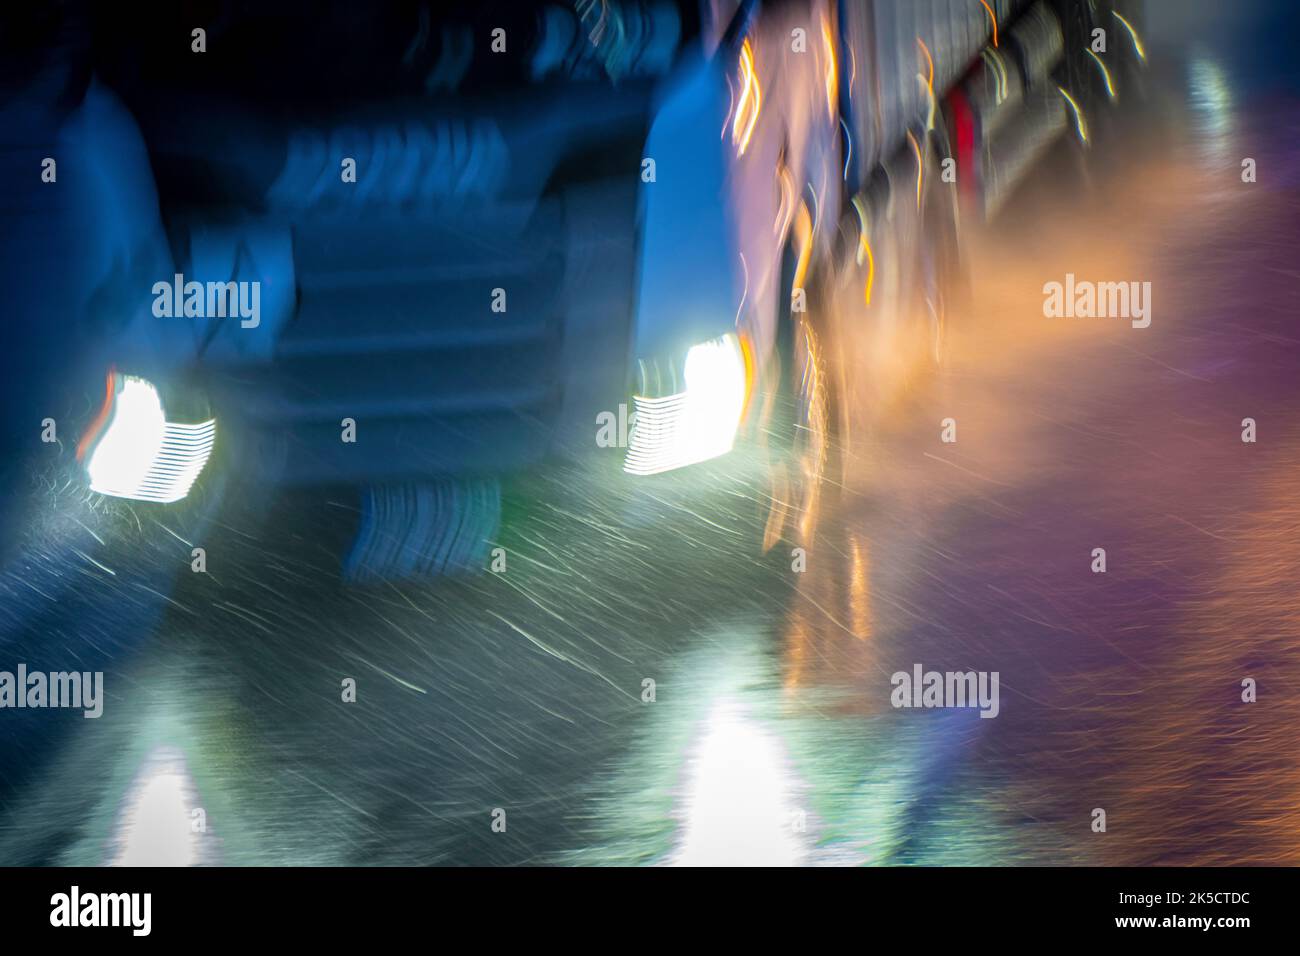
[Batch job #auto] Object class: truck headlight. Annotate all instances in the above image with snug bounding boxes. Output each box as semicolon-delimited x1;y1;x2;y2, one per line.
624;333;750;476
79;373;216;504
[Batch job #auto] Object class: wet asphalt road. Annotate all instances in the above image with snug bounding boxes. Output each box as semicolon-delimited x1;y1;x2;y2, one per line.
2;7;1299;866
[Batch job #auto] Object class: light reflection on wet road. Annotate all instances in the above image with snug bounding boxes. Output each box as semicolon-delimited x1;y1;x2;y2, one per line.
2;18;1299;867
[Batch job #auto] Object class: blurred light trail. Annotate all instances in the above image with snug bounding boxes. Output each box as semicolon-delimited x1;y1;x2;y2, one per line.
851;194;875;306
1086;49;1116;99
1113;11;1146;62
822;17;839;121
917;37;935;95
840;117;852;181
732;38;761;156
978;0;999;48
1058;85;1089;143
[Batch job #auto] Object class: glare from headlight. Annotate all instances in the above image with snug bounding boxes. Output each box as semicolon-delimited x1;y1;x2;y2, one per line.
84;376;215;504
624;334;747;476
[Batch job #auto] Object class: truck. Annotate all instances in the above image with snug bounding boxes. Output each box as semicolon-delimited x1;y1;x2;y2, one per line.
2;0;1148;585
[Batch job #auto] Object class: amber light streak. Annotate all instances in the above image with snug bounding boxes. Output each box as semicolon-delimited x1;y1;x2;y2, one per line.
738;331;756;425
978;0;998;48
821;17;839;122
917;37;934;95
851;194;875;307
732;38;762;156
